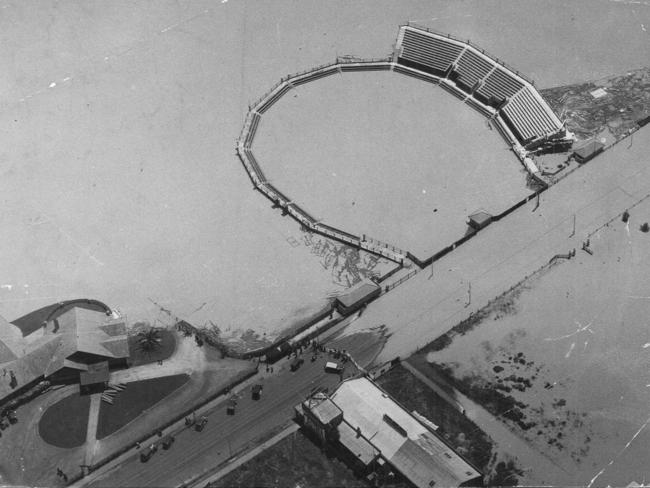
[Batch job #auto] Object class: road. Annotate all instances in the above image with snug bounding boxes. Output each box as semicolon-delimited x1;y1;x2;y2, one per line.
342;126;650;364
87;351;352;488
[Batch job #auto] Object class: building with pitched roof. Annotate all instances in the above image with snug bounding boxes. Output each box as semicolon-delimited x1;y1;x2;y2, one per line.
295;376;482;488
0;302;129;403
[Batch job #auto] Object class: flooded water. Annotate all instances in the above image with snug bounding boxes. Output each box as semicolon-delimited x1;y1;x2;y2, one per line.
430;210;650;486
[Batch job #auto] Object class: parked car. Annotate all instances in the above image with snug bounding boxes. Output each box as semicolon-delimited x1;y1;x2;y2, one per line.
195;416;208;432
140;444;157;462
162;435;175;450
324;361;343;374
252;384;263;400
226;399;236;415
290;357;305;372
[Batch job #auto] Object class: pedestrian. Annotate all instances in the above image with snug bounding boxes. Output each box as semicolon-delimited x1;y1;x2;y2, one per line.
135;441;141;449
157;430;163;437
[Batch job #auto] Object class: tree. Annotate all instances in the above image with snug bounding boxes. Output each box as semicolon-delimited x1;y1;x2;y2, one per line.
136;327;162;355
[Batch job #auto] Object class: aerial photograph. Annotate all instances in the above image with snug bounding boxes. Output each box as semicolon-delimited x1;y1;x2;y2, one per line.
1;1;649;487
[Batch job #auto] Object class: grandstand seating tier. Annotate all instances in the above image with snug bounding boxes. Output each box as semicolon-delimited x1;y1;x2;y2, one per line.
400;28;465;73
455;49;494;88
476;68;524;101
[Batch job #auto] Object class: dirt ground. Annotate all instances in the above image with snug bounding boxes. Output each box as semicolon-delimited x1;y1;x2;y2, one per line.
254;70;528;260
541;67;650;142
423;204;650;487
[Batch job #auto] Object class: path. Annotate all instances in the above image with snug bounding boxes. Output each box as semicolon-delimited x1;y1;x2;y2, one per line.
401;362;567;485
83;394;102;467
109;334;203;384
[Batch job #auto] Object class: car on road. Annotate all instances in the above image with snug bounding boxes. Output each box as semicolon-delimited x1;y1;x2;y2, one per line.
140;444;157;462
195;416;208;432
162;435;175;450
290;357;305;371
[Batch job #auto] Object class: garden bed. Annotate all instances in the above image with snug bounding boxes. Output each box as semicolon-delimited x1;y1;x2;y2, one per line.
38;392;90;448
96;374;189;440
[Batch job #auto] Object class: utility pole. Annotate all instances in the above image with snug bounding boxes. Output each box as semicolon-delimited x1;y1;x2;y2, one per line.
570;214;576;237
465;282;471;308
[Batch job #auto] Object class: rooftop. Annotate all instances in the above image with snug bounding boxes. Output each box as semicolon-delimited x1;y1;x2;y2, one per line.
336;280;380;309
0;306;129;401
331;377;481;488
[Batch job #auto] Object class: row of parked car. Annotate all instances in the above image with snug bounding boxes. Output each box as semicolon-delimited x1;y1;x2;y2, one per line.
139;434;176;462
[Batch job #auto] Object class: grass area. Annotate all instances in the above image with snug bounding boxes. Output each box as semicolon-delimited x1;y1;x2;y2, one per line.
210;429;371;488
96;374;189;440
127;328;177;367
38;392;90;448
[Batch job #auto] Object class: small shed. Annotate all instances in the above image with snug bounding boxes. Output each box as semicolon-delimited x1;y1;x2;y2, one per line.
573;140;605;164
264;341;292;364
335;280;381;316
468;211;492;231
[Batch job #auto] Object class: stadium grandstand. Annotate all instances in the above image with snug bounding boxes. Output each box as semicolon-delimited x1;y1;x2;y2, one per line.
235;24;574;267
394;24;572;150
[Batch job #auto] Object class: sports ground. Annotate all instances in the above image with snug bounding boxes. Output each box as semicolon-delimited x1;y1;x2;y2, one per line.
1;1;649;486
254;70;529;259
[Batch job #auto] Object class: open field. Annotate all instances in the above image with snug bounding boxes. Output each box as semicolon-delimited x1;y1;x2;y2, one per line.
255;71;528;259
417;204;650;486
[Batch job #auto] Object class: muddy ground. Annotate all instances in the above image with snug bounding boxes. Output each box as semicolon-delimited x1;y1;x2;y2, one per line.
419;202;650;486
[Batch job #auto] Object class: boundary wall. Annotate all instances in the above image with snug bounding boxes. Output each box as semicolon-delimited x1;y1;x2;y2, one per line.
236;57;410;265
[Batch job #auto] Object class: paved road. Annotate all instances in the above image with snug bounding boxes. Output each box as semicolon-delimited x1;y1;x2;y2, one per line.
343;127;650;364
87;351;351;488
